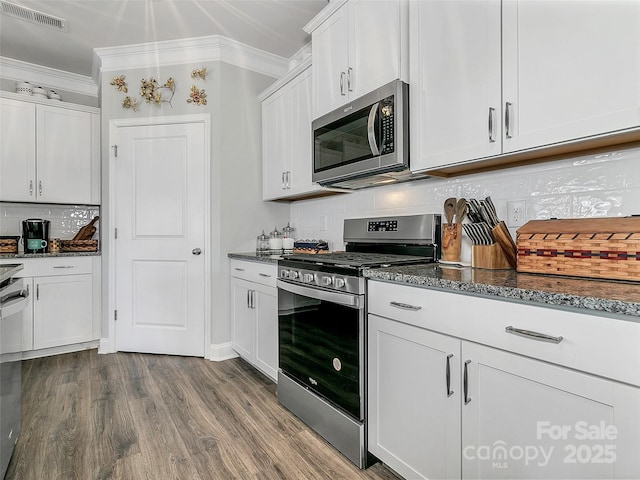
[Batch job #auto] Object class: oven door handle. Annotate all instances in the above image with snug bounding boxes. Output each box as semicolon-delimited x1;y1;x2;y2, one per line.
277;279;363;310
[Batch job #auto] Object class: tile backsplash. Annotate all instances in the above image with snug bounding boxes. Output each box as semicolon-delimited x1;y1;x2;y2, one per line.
0;203;100;252
290;146;640;255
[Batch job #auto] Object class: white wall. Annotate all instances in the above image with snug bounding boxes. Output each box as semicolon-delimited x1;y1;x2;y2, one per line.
291;145;640;261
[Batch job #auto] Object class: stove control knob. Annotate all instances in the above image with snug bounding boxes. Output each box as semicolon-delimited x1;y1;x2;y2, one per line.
303;273;314;283
334;278;346;288
290;270;299;280
321;276;333;286
281;269;290;279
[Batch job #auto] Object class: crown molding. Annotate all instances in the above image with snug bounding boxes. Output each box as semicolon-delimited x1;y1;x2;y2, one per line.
0;56;98;97
93;35;289;83
258;57;311;101
303;0;347;34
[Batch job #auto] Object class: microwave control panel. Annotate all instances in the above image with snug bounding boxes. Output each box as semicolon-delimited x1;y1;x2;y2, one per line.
380;96;395;154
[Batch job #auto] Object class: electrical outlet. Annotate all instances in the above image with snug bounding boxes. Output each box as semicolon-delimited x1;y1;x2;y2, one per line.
507;200;527;228
320;215;328;231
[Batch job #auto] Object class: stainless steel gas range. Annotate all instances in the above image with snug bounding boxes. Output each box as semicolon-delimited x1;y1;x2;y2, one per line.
276;213;441;468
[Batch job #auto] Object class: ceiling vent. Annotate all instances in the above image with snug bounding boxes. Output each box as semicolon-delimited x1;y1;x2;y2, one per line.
1;1;68;32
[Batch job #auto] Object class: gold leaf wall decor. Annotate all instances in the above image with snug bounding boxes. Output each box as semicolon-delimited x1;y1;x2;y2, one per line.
187;85;207;106
122;96;138;111
191;67;207;80
110;75;128;93
140;77;175;106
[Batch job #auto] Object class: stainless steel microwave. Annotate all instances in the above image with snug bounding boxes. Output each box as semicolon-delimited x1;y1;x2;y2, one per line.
312;79;409;189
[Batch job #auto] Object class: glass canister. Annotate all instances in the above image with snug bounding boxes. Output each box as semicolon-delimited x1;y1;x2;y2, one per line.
256;230;270;255
282;223;296;254
269;227;283;254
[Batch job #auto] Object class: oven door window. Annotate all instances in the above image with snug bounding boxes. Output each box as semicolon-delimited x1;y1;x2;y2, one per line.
278;287;361;420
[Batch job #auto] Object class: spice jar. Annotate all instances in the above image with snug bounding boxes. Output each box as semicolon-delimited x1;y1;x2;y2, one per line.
282;223;295;254
269;227;283;254
256;230;270;255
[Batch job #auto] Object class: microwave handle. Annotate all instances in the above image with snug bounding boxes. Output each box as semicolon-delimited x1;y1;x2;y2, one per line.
367;102;381;156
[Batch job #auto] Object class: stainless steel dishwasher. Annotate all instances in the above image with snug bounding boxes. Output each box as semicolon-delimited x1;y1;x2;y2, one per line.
1;270;29;478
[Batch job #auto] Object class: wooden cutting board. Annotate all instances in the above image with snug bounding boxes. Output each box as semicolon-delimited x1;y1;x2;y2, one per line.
73;216;100;240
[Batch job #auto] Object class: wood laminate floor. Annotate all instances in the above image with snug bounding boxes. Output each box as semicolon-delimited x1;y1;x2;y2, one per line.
5;350;400;480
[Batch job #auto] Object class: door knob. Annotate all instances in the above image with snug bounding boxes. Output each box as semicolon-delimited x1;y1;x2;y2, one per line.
192;248;202;255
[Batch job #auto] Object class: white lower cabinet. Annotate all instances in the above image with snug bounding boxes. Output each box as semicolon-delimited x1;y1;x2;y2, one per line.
32;274;93;350
0;256;100;355
462;342;640;479
230;259;278;381
368;314;461;479
367;281;640;479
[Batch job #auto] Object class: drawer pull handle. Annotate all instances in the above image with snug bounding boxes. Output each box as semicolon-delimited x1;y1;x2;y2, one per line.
258;273;271;277
53;266;75;269
505;326;563;344
463;360;471;405
389;301;422;311
446;354;454;398
234;268;245;271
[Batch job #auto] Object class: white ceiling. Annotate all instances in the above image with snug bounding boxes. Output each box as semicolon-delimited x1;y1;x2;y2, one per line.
0;0;328;78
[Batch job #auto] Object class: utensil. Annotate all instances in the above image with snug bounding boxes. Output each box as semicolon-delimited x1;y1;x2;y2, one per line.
477;222;494;245
455;198;467;224
462;224;480;244
443;197;456;225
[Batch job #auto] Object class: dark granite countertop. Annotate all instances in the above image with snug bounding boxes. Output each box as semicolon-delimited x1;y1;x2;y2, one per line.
228;252;282;264
1;252;100;259
364;263;640;319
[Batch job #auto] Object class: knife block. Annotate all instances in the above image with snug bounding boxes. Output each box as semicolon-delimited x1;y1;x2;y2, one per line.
472;243;512;269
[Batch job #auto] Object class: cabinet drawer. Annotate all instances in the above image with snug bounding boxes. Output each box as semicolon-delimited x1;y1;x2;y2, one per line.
1;256;93;277
230;259;277;287
368;280;640;387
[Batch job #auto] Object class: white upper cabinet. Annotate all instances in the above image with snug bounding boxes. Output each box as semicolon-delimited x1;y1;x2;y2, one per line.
409;0;502;172
0;98;36;202
410;0;640;172
307;0;408;119
502;0;640;153
261;63;330;201
0;95;100;204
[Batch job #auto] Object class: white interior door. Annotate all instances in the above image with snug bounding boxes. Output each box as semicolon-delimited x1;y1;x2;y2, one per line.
114;122;206;356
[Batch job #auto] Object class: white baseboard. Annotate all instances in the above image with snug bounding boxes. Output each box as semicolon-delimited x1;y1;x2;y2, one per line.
98;337;116;354
208;342;238;362
22;340;100;360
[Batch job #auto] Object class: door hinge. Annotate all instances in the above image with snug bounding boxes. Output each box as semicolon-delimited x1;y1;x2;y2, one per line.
112;144;118;157
114;228;118;239
114;310;118;321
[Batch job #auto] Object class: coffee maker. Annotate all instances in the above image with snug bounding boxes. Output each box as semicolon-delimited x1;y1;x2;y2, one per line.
22;219;50;253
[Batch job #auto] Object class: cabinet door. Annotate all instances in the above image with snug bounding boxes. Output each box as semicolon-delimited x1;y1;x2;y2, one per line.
462;342;640;479
502;0;640;153
368;314;462;479
254;283;278;381
231;277;254;361
262;87;290;200
33;274;93;350
409;0;502;171
288;68;317;196
349;0;404;100
36;105;93;204
0;98;36;202
312;4;349;118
